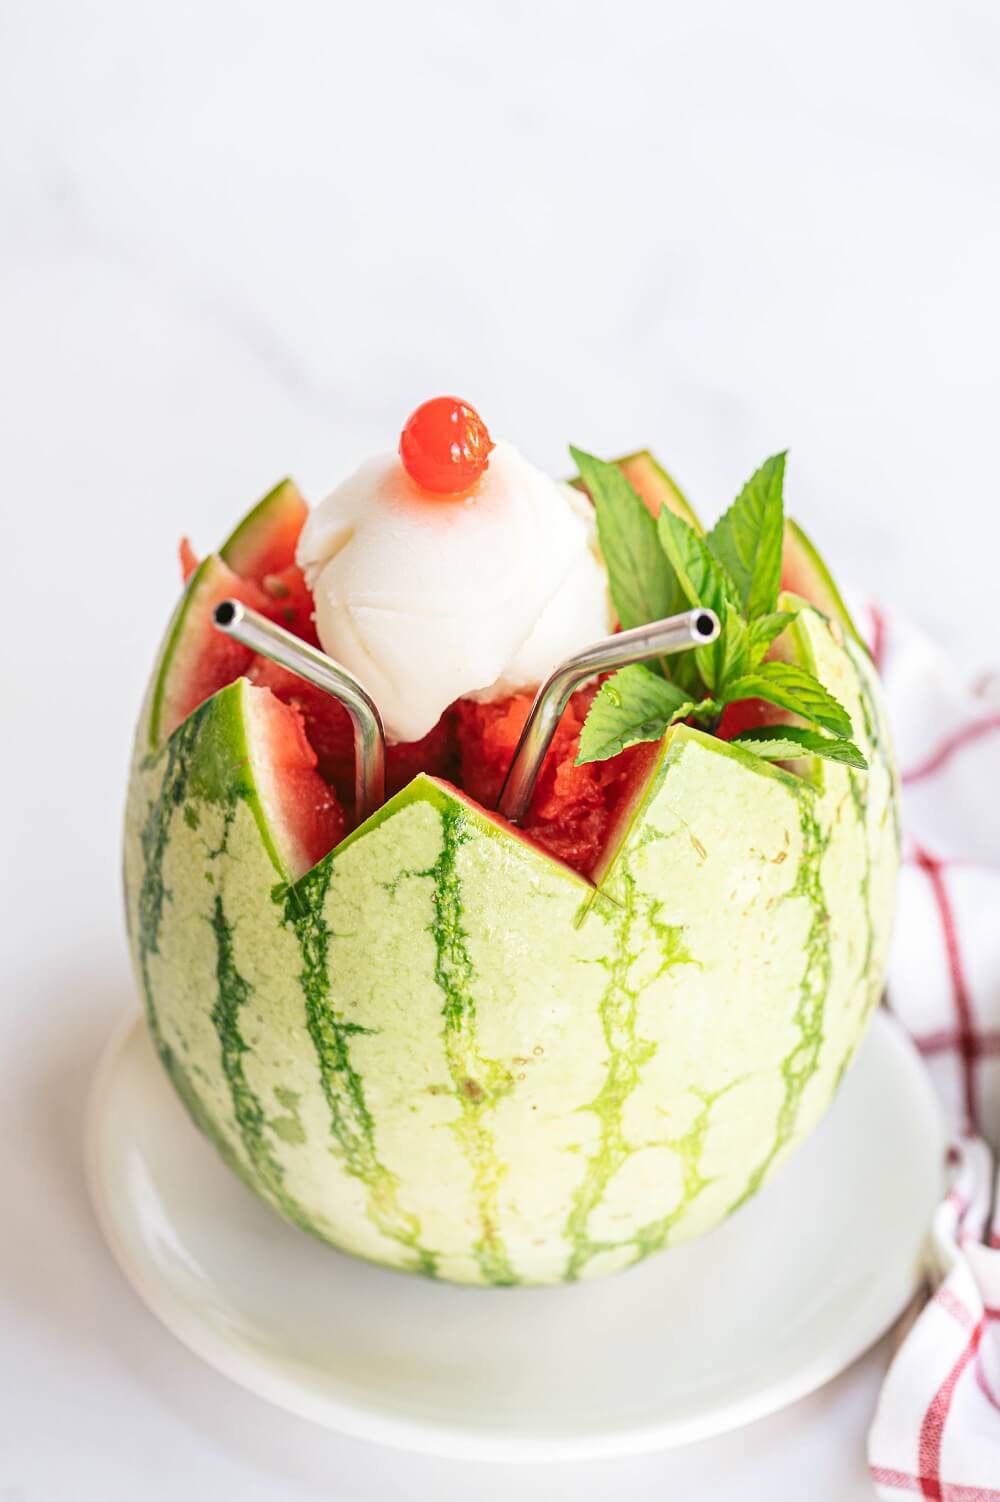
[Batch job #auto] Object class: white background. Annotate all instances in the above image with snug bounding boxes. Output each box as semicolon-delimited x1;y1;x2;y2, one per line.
2;2;998;1497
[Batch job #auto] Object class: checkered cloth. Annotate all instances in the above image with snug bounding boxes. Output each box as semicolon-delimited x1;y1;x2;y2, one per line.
864;606;1000;1497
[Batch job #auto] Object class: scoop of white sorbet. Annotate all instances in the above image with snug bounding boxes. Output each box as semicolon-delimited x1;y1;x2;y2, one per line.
296;440;611;744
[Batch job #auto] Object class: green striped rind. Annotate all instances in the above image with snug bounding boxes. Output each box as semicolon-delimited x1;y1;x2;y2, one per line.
124;605;899;1285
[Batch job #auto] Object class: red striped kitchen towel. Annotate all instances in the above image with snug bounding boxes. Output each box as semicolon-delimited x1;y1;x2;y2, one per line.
865;607;1000;1496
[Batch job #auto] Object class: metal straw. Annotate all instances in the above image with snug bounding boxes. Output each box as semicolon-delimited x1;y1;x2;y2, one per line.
497;607;720;824
213;600;386;825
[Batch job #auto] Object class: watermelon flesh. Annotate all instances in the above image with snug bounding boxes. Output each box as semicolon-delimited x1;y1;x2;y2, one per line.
716;694;783;741
248;655;455;806
454;692;654;877
256;563;319;645
179;537;199;582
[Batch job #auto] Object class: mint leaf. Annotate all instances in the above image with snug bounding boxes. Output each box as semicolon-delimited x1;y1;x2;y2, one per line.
657;506;741;693
748;609;798;667
576;666;699;764
657;505;740;616
707;452;786;618
730;725;868;769
571;447;684;631
713;601;751;685
722;661;853;739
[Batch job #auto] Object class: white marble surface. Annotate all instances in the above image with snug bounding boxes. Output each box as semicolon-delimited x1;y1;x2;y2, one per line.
3;1;998;1497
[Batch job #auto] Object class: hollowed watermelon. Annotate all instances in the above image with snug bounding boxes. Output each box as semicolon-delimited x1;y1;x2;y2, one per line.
125;461;899;1285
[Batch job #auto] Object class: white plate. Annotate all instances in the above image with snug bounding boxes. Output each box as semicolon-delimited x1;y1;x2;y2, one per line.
87;1009;943;1461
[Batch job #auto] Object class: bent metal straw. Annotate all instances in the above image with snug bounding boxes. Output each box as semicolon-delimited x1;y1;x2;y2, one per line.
212;600;386;825
497;607;720;825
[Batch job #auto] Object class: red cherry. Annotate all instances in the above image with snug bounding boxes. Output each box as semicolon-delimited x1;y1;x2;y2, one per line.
399;396;494;495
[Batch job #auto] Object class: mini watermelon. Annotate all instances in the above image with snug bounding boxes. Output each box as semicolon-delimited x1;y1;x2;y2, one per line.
124;468;899;1285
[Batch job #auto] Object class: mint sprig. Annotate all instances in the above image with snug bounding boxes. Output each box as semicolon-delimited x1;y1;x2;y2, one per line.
571;448;866;771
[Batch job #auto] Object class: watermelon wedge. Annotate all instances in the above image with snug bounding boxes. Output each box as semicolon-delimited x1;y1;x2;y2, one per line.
219;477;309;580
235;680;344;879
782;517;867;652
148;555;270;749
571;449;703;531
615;449;703;530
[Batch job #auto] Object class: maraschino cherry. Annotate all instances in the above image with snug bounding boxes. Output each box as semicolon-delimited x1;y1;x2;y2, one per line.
399;396;494;495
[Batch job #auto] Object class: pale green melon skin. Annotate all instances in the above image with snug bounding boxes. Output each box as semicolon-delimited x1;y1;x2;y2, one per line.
124;604;899;1285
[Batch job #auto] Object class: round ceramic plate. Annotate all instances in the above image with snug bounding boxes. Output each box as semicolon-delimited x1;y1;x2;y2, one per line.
87;1009;943;1461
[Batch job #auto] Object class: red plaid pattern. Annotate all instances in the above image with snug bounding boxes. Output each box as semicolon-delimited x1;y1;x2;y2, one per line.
866;606;1000;1496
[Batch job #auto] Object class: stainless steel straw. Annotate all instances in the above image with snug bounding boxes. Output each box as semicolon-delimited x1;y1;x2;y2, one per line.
497;607;720;824
213;600;386;824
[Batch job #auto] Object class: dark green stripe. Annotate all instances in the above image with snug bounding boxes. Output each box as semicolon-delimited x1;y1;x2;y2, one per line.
427;806;517;1285
561;858;695;1280
727;789;832;1214
134;709;246;1178
848;768;875;985
209;893;318;1234
284;863;438;1276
